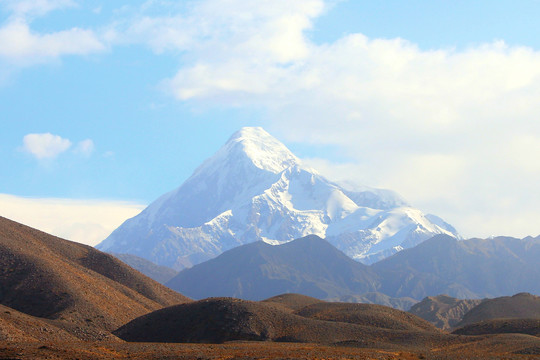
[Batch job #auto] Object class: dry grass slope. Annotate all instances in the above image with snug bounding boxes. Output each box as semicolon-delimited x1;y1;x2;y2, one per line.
294;302;439;332
261;293;324;312
453;318;540;337
457;292;540;327
0;304;77;342
0;216;190;340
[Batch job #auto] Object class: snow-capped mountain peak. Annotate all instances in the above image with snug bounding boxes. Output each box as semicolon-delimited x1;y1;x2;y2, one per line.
193;127;300;178
97;127;459;269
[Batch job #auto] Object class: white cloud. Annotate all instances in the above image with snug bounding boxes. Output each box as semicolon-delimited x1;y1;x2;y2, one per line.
108;0;325;99
0;0;105;69
0;194;145;246
116;0;540;239
75;139;95;157
23;133;72;159
0;19;105;66
1;0;76;18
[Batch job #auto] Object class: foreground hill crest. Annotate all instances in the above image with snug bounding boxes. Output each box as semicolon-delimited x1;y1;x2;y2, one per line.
98;127;458;269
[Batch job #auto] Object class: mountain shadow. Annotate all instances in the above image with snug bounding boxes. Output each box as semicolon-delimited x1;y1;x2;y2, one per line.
166;235;379;300
373;234;540;300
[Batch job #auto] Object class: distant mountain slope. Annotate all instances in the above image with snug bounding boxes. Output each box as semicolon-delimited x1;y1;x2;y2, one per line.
0;216;190;340
373;234;540;300
166;235;379;300
335;292;418;311
457;293;540;327
111;253;178;284
97;127;458;269
408;295;484;330
167;232;540;305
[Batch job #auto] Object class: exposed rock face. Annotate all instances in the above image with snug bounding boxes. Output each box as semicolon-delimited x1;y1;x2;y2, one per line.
408;295;484;330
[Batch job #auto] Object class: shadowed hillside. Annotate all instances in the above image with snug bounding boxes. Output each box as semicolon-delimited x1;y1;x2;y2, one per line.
166;233;540;304
373;234;540;300
166;235;379;300
453;318;540;337
0;216;190;340
114;297;448;348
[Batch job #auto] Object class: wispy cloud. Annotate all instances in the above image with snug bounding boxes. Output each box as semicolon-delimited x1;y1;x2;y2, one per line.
75;139;95;157
0;19;105;66
0;0;105;69
22;133;72;159
1;0;76;18
22;133;97;160
0;194;145;246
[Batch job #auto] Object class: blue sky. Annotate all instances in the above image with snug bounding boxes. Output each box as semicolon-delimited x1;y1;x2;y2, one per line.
2;0;540;245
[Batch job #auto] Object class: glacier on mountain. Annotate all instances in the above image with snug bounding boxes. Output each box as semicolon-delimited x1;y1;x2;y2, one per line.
97;127;459;269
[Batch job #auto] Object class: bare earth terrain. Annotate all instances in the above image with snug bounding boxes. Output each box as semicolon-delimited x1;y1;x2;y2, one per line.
1;217;540;359
1;336;540;360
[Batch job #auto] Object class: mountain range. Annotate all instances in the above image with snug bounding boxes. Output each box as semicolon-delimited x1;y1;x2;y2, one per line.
166;235;379;301
97;127;458;269
372;234;540;299
166;233;540;304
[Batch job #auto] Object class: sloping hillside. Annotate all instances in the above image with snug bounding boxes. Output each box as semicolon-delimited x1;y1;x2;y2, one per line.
457;293;540;327
409;294;484;330
0;216;190;340
114;297;447;348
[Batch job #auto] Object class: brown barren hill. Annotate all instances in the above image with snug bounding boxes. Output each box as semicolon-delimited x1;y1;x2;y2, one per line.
260;293;324;312
453;318;540;337
408;294;484;330
114;297;452;350
0;303;77;342
0;216;190;340
457;292;540;327
294;302;440;332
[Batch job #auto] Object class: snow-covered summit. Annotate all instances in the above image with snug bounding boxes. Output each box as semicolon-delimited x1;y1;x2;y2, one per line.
204;127;300;174
97;127;459;269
